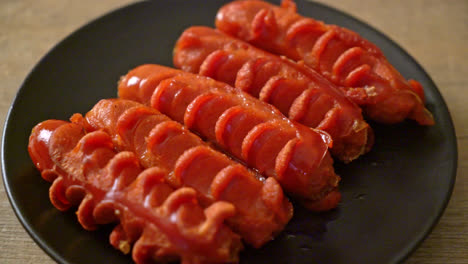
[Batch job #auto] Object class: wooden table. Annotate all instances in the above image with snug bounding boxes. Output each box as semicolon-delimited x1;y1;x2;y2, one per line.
1;0;466;263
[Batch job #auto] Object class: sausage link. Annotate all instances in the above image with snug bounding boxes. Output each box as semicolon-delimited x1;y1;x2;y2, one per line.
215;0;434;125
81;99;293;247
118;65;341;211
28;120;242;263
173;26;372;162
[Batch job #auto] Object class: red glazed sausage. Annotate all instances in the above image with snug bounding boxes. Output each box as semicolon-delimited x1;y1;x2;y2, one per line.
173;26;373;162
28;120;242;264
79;99;293;247
118;65;341;211
215;0;434;125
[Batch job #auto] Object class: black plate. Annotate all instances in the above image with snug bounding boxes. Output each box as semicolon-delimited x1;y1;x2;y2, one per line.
2;1;457;263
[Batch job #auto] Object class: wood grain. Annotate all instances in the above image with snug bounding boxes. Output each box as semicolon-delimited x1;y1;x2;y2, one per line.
1;0;466;263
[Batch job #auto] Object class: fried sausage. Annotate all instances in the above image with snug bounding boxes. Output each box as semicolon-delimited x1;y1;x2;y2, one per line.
78;99;293;247
173;26;373;162
215;0;434;125
28;120;242;264
118;65;341;211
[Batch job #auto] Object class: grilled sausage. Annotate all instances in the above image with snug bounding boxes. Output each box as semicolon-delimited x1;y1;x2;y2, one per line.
28;120;242;264
173;26;373;162
78;99;293;247
118;65;341;211
215;0;434;125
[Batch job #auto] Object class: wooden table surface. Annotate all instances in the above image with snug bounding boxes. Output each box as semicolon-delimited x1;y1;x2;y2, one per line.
1;0;466;263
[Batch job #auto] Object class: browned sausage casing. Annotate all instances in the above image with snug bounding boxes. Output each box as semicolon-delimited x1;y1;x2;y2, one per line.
118;65;341;212
215;0;434;125
173;26;373;162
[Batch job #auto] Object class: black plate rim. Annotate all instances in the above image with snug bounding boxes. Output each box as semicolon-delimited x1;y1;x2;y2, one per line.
1;1;458;263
